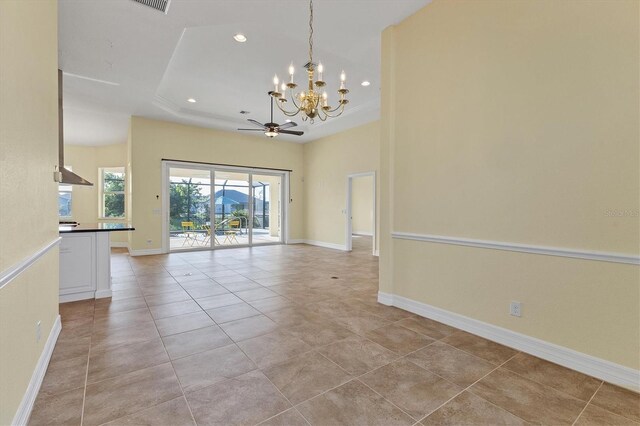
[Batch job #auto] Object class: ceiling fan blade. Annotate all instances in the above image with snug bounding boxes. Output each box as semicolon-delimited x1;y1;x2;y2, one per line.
247;119;267;129
278;122;297;130
237;128;265;131
278;130;304;136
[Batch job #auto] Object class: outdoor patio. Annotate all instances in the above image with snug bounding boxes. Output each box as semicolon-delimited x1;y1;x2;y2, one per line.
170;228;280;250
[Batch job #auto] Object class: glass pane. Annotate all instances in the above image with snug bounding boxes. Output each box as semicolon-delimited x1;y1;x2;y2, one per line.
104;172;125;192
103;193;125;217
214;170;250;246
169;167;211;251
251;174;282;244
59;191;72;217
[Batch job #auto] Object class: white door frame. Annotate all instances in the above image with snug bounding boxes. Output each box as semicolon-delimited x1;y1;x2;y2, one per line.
346;171;376;255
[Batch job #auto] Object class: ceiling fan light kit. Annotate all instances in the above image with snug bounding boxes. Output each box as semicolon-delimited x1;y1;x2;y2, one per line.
269;0;349;123
238;95;304;139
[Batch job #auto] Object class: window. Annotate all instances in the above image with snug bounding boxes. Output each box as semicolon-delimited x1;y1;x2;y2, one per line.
59;166;72;218
58;183;73;218
101;167;125;218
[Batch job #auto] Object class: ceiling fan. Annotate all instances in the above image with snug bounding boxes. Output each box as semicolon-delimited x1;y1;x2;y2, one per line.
238;93;304;138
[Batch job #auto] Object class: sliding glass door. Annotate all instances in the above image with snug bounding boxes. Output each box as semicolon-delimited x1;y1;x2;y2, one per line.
165;161;285;252
168;167;212;251
252;173;282;244
214;170;251;247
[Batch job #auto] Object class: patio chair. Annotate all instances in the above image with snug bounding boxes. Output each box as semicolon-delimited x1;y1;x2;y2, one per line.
223;218;241;244
202;224;220;246
180;221;198;247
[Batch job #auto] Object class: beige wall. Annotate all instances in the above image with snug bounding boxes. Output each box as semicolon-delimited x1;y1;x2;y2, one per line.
64;144;130;244
303;121;380;250
128;116;305;252
0;0;60;423
352;175;374;236
381;0;639;369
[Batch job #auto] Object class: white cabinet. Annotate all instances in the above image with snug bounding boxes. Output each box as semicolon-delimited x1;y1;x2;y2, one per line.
59;233;95;299
59;232;112;302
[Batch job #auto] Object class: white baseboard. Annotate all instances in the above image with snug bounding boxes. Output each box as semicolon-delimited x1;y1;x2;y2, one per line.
353;232;373;237
128;248;163;257
13;315;61;426
373;249;380;257
301;240;348;251
110;242;129;248
379;292;640;391
59;291;96;303
289;239;349;252
94;289;113;299
378;292;394;305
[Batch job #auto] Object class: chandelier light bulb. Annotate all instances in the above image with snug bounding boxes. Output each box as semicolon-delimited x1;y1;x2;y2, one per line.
340;70;346;82
281;83;287;93
317;62;324;80
289;63;295;83
273;75;279;93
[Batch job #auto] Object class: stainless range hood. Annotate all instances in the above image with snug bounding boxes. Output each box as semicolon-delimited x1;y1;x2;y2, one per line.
56;69;93;186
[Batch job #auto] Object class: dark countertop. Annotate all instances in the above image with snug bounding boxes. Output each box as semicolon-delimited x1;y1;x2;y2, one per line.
59;223;135;233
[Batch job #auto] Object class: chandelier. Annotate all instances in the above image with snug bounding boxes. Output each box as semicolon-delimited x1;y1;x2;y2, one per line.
269;0;349;123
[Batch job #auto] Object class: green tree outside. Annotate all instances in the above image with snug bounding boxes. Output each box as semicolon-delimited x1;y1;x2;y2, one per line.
170;179;210;230
103;171;125;218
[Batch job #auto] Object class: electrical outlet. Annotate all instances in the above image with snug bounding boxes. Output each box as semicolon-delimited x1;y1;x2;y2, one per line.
36;321;41;342
510;301;522;317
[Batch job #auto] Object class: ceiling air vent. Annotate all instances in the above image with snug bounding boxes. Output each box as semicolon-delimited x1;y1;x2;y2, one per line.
132;0;171;14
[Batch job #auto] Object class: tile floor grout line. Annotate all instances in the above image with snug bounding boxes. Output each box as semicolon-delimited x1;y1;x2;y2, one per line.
157;262;201;426
498;355;607;405
97;265;199;426
287;345;423;421
414;351;522;424
357;377;427;423
571;381;604;426
434;352;533;425
258;369;313;426
78;301;98;426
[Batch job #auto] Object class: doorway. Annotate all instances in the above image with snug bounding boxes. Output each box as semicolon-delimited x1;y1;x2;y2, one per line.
162;161;287;253
346;172;376;255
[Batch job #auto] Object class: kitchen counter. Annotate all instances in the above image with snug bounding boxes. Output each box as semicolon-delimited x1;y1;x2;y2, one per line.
59;222;134;302
59;222;135;233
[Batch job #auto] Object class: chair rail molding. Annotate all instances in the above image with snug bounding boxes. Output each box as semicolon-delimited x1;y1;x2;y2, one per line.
392;232;640;265
0;237;62;290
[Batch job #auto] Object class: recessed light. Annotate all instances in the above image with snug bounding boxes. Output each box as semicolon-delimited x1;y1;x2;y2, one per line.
361;81;371;87
187;98;196;103
233;33;247;43
285;119;292;122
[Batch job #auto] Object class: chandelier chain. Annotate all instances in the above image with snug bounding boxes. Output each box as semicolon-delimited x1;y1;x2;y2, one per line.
308;0;314;65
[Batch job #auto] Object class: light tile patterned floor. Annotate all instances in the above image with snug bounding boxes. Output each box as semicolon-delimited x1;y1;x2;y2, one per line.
30;237;639;425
